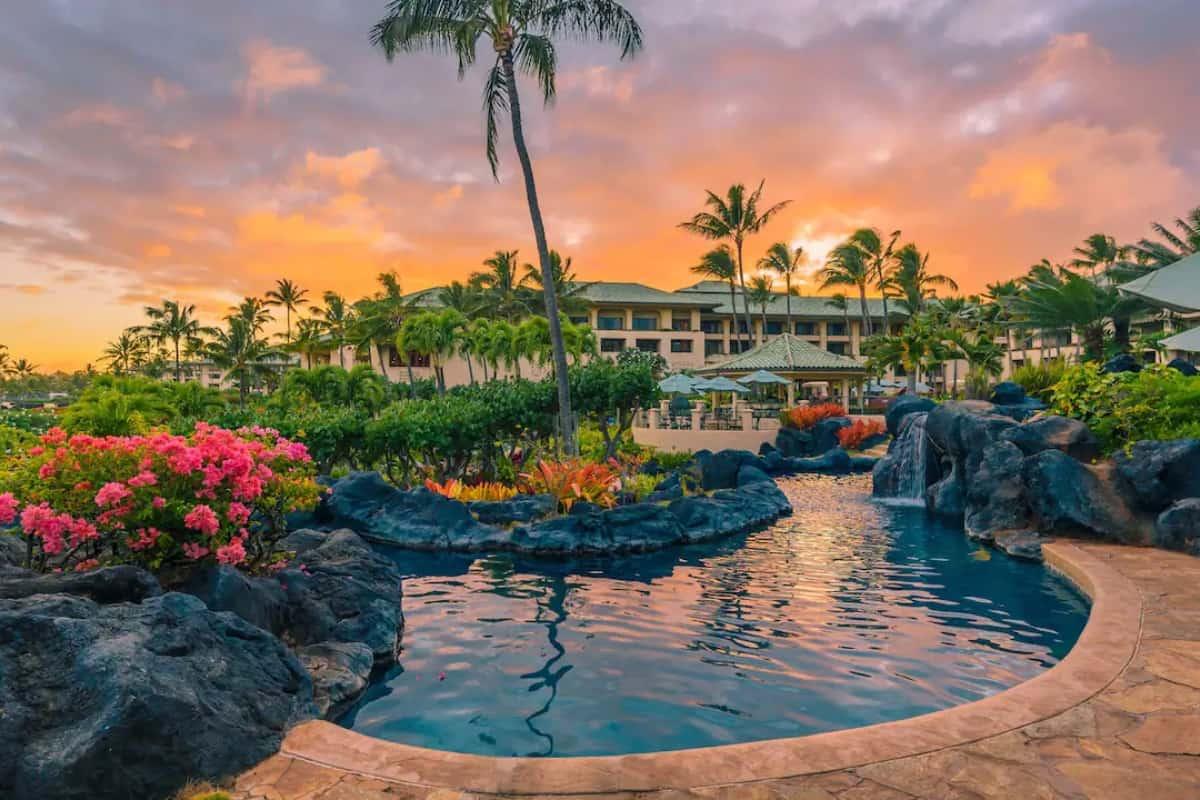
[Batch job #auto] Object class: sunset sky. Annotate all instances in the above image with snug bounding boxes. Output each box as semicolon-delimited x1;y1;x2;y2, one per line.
2;1;1198;371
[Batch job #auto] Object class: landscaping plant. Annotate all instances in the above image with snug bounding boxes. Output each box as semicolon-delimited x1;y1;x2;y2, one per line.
837;419;887;451
424;478;518;502
519;459;621;512
783;402;847;430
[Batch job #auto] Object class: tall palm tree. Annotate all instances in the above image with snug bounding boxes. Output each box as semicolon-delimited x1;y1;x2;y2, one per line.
846;228;900;326
397;309;466;395
228;296;274;334
824;293;851;335
10;358;38;379
678;181;790;349
1130;205;1200;267
206;317;282;409
1011;268;1115;361
289;319;324;370
315;291;354;368
372;0;643;455
889;244;959;314
439;281;487;319
101;330;148;375
136;299;208;382
1070;233;1125;283
746;276;775;344
520;250;589;317
471;250;527;320
265;278;309;343
690;245;740;350
820;244;874;338
0;345;11;377
758;242;803;335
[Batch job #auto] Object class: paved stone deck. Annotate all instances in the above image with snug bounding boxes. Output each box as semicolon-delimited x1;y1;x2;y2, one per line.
233;543;1200;800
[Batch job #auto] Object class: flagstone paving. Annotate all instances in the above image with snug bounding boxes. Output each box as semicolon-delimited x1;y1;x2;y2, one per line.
233;543;1200;800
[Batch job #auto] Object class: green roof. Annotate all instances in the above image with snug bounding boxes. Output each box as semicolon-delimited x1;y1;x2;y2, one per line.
700;333;867;374
575;281;720;308
675;281;894;319
1118;252;1200;313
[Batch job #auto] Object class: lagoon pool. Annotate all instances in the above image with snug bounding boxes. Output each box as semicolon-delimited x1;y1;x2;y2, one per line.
339;475;1088;757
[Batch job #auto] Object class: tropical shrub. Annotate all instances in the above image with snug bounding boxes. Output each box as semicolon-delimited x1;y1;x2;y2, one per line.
783;402;847;430
0;425;38;457
570;358;660;460
837;419;886;451
0;408;58;434
0;423;320;573
622;472;660;502
519;459;621;512
1012;359;1068;403
424;478;518;502
61;375;178;435
1050;363;1200;452
647;449;695;472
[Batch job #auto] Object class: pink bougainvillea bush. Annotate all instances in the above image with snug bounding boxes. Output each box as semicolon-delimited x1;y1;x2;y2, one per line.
0;423;321;574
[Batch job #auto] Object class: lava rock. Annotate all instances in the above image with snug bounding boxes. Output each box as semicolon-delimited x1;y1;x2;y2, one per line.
999;415;1101;462
467;494;556;526
811;417;853;454
296;641;375;718
736;464;774;486
698;449;766;491
884;396;936;438
784;447;854;474
775;427;815;458
1102;353;1143;374
850;455;880;472
0;592;315;800
1153;499;1200;554
872;411;938;499
1023;450;1148;543
993;529;1045;561
667;481;792;542
178;564;287;634
654;473;682;493
1114;439;1200;512
0;535;25;568
758;441;777;456
512;502;685;553
964;441;1030;538
1167;357;1199;376
989;381;1027;406
0;565;162;604
927;469;966;520
761;449;785;474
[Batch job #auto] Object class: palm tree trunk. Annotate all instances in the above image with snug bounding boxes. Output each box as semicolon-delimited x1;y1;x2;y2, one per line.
878;264;890;332
858;286;872;340
174;340;181;383
286;307;292;344
784;277;793;336
501;52;576;455
465;353;475;384
735;237;754;350
337;341;345;369
727;282;738;355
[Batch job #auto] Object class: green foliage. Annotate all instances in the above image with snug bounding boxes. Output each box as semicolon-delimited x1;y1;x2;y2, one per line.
1011;359;1068;403
570;359;660;460
0;425;37;459
615;347;668;378
647;449;695;472
622;472;660;502
1050;363;1200;452
61;376;176;435
0;408;58;434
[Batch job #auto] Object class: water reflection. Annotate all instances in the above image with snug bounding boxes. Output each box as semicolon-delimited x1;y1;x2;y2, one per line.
339;475;1088;757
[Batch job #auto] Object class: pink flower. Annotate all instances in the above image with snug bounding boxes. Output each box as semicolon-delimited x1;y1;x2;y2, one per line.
152;496;166;510
38;462;56;480
128;527;162;552
94;482;132;508
127;470;158;488
41;427;67;445
215;537;247;566
28;446;45;456
226;502;251;525
182;542;210;560
0;493;18;526
184;504;220;537
67;518;99;547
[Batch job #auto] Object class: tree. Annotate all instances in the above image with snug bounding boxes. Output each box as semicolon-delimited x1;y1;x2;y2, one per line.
862;314;946;393
101;330;149;375
746;275;775;343
1010;267;1115;361
759;242;803;335
397;309;466;395
355;272;417;390
372;0;643;456
690;245;740;349
570;358;659;460
889;243;958;314
520;250;589;317
315;291;355;368
206;317;283;408
135;300;209;383
289;319;324;370
265;278;309;343
471;250;527;321
847;228;900;326
228;296;274;334
10;358;38;379
820;243;875;338
679;181;790;350
1070;233;1126;282
825;293;851;333
1130;205;1200;267
439;280;487;319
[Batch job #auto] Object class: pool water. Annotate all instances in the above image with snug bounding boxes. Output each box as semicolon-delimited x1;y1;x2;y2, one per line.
339;475;1088;757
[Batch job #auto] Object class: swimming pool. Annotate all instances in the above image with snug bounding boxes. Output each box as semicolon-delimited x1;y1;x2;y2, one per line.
339;475;1087;757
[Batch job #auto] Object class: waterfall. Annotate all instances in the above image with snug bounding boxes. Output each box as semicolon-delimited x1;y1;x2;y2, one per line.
873;411;930;506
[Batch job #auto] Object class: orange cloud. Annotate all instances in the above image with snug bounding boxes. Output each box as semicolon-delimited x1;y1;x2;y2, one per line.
240;40;325;108
303;148;383;188
151;77;187;105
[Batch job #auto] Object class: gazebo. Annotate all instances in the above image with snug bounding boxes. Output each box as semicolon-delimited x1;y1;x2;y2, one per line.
697;333;868;407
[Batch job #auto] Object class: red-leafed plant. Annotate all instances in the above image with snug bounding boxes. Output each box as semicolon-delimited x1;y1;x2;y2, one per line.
424;478;518;502
784;402;847;430
519;459;621;513
837;419;887;451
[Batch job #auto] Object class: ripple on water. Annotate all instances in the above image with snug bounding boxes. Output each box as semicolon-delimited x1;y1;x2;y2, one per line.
339;474;1088;757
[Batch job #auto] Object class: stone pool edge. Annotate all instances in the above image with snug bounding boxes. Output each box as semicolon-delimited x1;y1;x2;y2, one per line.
267;540;1140;796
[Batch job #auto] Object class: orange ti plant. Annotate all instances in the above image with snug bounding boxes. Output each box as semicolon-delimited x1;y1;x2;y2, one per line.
784;402;847;430
519;459;621;513
424;479;518;502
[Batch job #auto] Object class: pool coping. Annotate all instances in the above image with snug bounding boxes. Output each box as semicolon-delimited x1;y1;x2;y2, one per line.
275;541;1140;796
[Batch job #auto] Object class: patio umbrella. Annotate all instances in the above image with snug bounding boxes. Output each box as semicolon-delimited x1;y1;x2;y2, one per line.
658;373;699;395
736;369;791;386
693;376;751;393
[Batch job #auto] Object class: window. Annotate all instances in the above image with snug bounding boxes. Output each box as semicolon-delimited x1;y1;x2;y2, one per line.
568;316;589;325
635;339;660;353
700;318;724;334
387;346;403;367
632;315;658;331
597;314;623;330
826;342;847;355
600;338;625;353
737;320;750;334
670;339;693;353
794;321;816;336
730;340;753;354
705;340;725;356
765;320;783;335
827;322;847;337
671;317;692;331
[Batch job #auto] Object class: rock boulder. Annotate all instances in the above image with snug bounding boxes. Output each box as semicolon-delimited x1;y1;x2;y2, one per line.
1114;439;1200;512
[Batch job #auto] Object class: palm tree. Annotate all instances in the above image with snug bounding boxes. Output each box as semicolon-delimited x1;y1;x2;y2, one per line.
471;250;527;320
847;228;900;326
521;250;589;317
690;245;740;350
824;293;851;337
10;358;37;379
228;296;274;334
136;299;207;382
862;314;946;393
0;345;11;377
206;317;282;409
439;281;486;319
1130;205;1200;267
691;241;744;347
820;244;875;338
889;244;959;314
101;330;148;375
1011;268;1115;361
679;181;790;349
265;278;309;343
759;242;803;335
746;276;775;344
397;309;466;395
1071;233;1125;282
315;291;354;368
289;319;324;370
372;1;643;455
